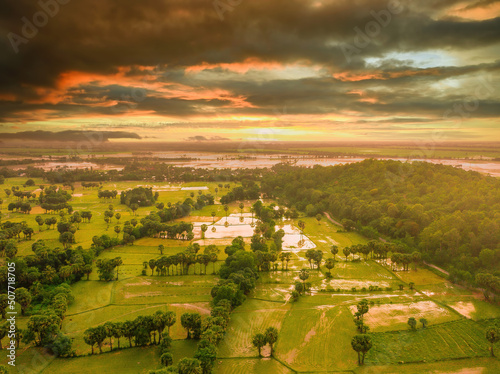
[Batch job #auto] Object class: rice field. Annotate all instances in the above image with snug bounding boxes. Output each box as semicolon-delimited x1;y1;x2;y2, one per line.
1;177;499;373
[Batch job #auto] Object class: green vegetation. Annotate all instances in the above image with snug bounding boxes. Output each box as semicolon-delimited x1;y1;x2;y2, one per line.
0;158;499;374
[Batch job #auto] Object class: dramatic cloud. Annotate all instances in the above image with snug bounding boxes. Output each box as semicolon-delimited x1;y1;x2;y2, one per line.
0;130;141;141
0;0;499;141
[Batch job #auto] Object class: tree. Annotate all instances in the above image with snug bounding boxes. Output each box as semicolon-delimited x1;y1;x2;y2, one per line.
103;322;116;351
177;358;202;374
93;325;107;353
161;352;174;367
0;322;8;349
83;264;93;280
356;299;369;321
486;325;500;357
49;333;73;357
194;342;217;374
200;224;208;240
265;327;278;356
299;269;309;289
351;334;372;365
149;259;156;276
343;247;350;261
330;245;339;260
0;294;8;319
16;288;32;315
325;258;335;276
181;313;201;339
211;211;216;224
297;220;305;241
407;317;417;330
158;244;165;255
114;225;121;237
252;332;267;357
84;328;96;354
59;232;75;249
25;313;60;346
165;311;176;336
113;322;123;349
315;213;322;225
419;318;428;328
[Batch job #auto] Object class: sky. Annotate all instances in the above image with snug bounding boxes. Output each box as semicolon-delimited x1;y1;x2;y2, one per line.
0;0;499;143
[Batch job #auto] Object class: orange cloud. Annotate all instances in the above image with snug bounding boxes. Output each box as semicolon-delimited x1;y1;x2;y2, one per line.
450;2;500;20
334;67;441;82
186;58;293;74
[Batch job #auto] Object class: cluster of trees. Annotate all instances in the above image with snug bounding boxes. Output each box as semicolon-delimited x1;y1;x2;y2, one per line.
37;186;73;214
261;160;500;289
81;182;101;189
120;187;158;207
219;181;260;204
0;241;94;291
0;221;34;242
476;273;500;301
0;285;76;358
351;299;373;365
96;257;122;281
98;190;118;199
84;310;176;354
20;161;264;185
140;219;194;241
7;201;32;214
251;327;279;357
147;244;219;276
149;246;255;373
407;317;428;330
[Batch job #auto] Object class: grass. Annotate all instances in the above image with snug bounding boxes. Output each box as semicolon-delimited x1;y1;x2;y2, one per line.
218;299;290;358
355;300;462;332
366;319;499;364
394;268;448;286
214;358;295;374
1;177;500;373
357;356;500;374
275;305;358;372
40;340;198;374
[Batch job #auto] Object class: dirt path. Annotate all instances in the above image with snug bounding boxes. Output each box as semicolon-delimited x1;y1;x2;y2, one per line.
323;212;342;227
423;261;450;275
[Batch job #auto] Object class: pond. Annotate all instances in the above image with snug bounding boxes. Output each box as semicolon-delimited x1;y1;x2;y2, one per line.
192;214;316;251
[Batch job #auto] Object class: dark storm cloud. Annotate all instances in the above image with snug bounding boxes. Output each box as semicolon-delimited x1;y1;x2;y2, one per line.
1;1;499;90
0;130;141;141
0;0;499;128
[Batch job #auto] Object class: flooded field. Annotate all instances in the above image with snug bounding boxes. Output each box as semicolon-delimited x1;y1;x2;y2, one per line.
192;214;316;250
6;151;500;176
353;300;460;332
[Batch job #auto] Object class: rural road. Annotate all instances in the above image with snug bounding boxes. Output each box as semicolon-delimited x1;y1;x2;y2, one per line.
323;212;342;226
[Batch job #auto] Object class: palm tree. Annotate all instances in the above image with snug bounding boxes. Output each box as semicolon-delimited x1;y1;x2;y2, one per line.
299;268;309;289
325;258;335;276
265;327;279;356
330;245;339;261
297;220;305;242
343;247;351;261
252;333;267;357
201;224;208;240
211;211;216;224
223;205;229;222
